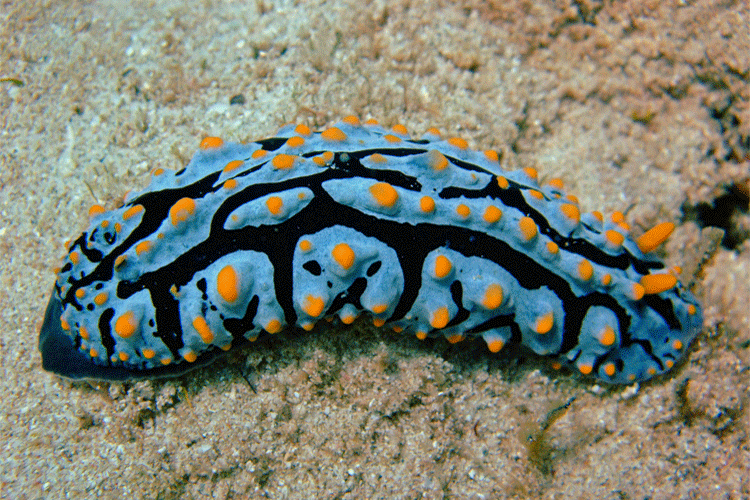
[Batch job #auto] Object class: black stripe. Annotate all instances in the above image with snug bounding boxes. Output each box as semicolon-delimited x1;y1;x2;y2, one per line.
98;308;116;360
62;147;679;366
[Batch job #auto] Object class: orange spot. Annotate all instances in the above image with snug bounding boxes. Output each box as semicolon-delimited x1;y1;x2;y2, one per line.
447;334;464;344
518;217;537;241
482;284;503;310
430;307;450;329
371;304;388;314
369;182;399;208
605;229;624;247
183;351;197;363
200;137;223;150
79;326;89;340
285;136;305;148
298;239;312;252
426;127;442;136
332;243;356;270
483;205;502;223
447;137;468;149
523;167;538;180
487;339;504;353
547;178;564;189
341;314;356;325
672;339;683;350
312;156;325;167
484;150;499;163
294;124;312;135
599;326;616;346
416;330;427;340
546;241;559;255
427;150;449;171
265;319;282;334
578;364;593;375
251;149;268;159
118;351;129;362
303;295;325;318
384;134;402;143
223;160;243;173
169;197;196;226
342;116;360;126
75;288;85;299
529;189;544;200
534;312;554;334
373;318;385;327
135;240;152;256
420;196;435;213
560;203;580;224
604;363;616;377
223;179;238;190
636;222;675;253
123;205;144;220
321;127;347;142
497;176;509;189
578;259;594;281
392;124;408;135
115;311;138;338
142;348;156;359
192;316;214;343
266;196;283;215
640;273;678;295
434;255;452;278
456;204;471;218
217;265;239;303
89;204;105;218
368;153;387;163
272;154;296;170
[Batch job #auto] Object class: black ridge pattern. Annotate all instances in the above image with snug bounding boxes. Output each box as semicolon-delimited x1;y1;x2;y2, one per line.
54;145;685;374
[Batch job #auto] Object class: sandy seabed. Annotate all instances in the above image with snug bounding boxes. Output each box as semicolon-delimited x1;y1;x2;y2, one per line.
1;1;748;498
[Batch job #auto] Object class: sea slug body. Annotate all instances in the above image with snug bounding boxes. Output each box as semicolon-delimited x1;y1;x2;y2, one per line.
39;117;703;384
